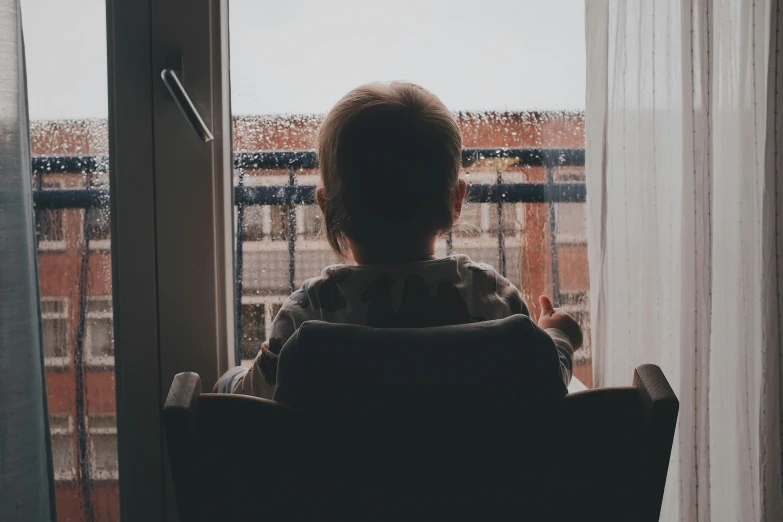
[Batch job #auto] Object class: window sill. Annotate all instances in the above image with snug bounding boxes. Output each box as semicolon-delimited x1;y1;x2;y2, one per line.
554;235;587;245
38;240;66;251
44;357;71;369
89;471;120;481
85;357;115;368
89;239;111;251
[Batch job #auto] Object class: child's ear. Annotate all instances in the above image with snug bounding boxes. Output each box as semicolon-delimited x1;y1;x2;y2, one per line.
316;186;327;215
452;179;467;221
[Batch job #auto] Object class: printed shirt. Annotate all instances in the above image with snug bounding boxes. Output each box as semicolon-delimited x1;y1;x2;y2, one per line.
216;254;574;399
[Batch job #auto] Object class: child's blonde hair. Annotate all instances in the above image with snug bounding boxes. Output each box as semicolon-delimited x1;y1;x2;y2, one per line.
316;82;463;255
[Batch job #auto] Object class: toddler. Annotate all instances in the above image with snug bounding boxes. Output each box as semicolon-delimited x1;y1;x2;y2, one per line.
217;82;583;399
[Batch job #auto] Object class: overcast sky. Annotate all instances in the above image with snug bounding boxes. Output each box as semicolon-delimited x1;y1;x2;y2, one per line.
21;0;585;120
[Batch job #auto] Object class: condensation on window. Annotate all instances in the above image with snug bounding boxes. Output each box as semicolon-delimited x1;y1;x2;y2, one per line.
23;0;118;518
229;0;589;386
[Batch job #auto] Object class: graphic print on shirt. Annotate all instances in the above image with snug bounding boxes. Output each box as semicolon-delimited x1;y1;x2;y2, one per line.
360;273;483;328
463;259;528;317
289;266;352;312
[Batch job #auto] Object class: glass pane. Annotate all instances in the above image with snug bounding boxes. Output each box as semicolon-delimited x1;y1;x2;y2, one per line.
52;432;76;481
240;303;265;360
230;0;589;385
87;318;114;358
22;0;119;518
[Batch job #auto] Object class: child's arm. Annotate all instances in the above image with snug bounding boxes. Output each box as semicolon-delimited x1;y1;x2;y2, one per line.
214;291;309;398
214;337;286;398
537;295;583;387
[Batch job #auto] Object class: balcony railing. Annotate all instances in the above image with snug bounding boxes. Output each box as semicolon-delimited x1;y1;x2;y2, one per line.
32;147;586;368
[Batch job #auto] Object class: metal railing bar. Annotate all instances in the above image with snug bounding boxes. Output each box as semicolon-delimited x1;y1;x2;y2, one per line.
234;169;246;365
546;165;561;307
33;182;587;210
496;171;506;277
34;189;109;209
31;148;585;175
287;168;297;294
74;175;96;522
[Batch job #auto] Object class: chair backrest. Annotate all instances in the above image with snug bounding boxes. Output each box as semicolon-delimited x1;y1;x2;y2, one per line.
164;321;678;522
273;316;569;413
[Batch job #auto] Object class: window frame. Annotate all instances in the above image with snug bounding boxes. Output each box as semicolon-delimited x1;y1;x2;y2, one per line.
106;0;233;519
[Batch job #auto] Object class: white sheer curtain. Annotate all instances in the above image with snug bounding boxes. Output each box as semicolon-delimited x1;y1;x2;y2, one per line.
586;1;783;521
0;0;56;520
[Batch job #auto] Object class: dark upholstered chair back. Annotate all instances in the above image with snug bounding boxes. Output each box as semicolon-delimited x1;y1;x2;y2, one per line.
273;316;569;412
164;318;678;522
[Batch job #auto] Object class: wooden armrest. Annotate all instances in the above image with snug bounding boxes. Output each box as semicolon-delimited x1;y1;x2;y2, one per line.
165;372;202;413
633;364;677;419
163;372;202;522
632;364;679;522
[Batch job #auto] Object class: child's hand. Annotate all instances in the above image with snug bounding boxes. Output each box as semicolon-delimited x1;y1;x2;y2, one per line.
538;295;584;350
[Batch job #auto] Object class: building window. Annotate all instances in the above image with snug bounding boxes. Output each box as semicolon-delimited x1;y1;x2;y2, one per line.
301;204;322;238
85;297;114;366
36;179;66;250
241;205;267;242
559;291;591;362
239;299;285;362
555;203;587;244
50;414;75;481
88;414;118;480
240;303;265;360
269;205;289;240
87;209;111;247
554;168;586;183
41;298;69;366
489;203;524;235
241;205;308;242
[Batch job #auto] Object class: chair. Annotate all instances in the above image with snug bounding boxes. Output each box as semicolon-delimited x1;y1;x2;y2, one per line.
164;317;678;522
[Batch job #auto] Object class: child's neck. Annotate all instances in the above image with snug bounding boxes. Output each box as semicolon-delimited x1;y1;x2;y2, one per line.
348;237;437;265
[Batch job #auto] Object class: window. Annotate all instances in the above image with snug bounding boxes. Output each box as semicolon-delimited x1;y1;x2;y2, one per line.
86;173;111;248
36;179;66;250
239;303;265;360
559;291;591;361
269;206;289;240
230;1;589;388
41;298;69;366
555;203;587;244
88;414;118;480
241;205;267;242
23;0;120;516
301;204;323;239
50;414;75;481
240;204;291;242
239;298;285;363
85;297;114;365
21;1;588;517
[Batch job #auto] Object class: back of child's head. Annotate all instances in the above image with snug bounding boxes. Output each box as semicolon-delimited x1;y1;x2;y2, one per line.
317;82;462;256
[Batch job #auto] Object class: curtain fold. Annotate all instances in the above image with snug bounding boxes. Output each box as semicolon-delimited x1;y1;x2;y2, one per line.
0;1;56;520
586;1;783;520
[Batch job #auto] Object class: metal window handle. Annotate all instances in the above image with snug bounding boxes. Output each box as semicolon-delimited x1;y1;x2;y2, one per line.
161;68;214;143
